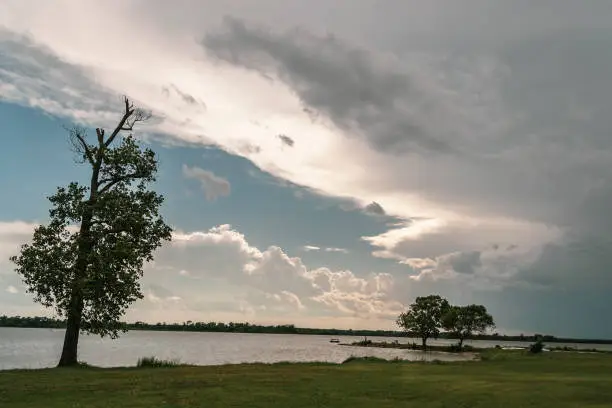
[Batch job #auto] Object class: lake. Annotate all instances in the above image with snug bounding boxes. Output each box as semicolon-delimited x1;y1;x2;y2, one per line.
1;327;610;370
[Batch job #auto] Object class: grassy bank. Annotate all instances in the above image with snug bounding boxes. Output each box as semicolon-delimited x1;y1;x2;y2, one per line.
1;351;611;407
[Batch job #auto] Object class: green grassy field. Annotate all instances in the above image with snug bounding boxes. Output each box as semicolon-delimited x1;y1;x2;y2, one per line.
1;351;611;407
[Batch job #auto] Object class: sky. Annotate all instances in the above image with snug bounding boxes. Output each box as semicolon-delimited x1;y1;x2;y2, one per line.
1;0;612;338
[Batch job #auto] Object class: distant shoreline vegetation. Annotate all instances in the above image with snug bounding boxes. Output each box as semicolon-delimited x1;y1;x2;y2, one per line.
2;315;612;345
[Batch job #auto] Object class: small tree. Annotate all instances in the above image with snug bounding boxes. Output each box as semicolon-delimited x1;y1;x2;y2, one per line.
396;295;450;350
442;304;495;350
10;97;173;367
529;336;545;354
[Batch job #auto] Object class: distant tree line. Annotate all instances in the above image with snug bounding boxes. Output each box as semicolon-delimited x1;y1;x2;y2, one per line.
2;314;611;345
0;315;66;329
0;315;398;337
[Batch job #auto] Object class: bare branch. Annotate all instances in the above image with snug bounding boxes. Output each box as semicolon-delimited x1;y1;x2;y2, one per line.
93;96;152;148
120;108;152;132
96;128;105;145
124;96;130;116
104;96;135;148
67;126;95;165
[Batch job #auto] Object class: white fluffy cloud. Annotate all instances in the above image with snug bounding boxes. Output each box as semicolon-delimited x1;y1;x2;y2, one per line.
0;221;37;266
0;219;403;327
138;224;405;327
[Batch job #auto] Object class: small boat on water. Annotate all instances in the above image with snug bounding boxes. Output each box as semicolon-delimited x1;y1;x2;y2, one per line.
330;338;340;343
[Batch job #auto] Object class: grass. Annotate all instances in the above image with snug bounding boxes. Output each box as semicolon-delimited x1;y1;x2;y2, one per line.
1;350;612;407
136;356;183;368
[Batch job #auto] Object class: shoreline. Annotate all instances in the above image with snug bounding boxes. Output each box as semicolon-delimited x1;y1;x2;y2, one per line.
1;355;474;373
341;340;612;354
3;325;612;346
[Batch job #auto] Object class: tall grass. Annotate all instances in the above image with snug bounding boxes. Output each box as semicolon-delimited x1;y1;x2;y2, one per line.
136;356;181;368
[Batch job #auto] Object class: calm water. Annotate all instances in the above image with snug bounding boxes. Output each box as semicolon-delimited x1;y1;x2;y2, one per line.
1;327;610;370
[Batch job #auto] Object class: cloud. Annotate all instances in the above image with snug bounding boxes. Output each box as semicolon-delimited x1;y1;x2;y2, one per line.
325;247;348;254
6;285;18;294
302;245;320;251
0;29;128;129
0;221;37;264
363;201;385;216
203;17;461;156
237;143;262;155
200;15;612;256
162;84;207;109
303;245;347;254
145;284;182;304
182;165;231;201
143;224;403;326
362;218;563;289
278;134;295;147
363;218;561;262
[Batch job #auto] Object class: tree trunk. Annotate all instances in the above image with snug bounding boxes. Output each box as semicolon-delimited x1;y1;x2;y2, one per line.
57;148;101;367
57;201;95;367
458;337;464;351
422;337;427;351
58;294;83;366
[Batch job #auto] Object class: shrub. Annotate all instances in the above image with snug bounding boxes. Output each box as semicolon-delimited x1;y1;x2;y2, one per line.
445;343;475;353
529;339;545;354
447;344;463;352
136;356;181;368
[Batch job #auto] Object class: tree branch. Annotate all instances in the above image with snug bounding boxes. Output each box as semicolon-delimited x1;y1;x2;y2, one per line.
75;135;94;165
68;127;95;166
98;171;144;195
89;219;128;234
96;128;105;145
104;96;135;148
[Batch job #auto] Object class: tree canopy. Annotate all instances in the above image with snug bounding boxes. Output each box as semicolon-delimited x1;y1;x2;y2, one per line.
442;304;495;349
397;296;497;350
396;294;450;349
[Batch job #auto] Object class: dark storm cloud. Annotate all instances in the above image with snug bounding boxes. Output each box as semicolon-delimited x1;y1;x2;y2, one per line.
202;17;456;156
